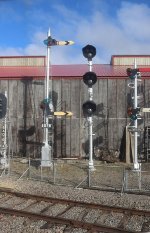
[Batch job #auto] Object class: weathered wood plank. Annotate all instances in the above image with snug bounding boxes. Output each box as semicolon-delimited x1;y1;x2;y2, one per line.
52;80;62;158
107;80;117;149
61;79;71;157
117;79;126;119
143;79;150;125
70;79;81;157
70;118;80;157
53;117;62;158
94;79;108;149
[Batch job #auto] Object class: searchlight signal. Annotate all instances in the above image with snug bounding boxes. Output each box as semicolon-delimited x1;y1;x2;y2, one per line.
127;107;140;121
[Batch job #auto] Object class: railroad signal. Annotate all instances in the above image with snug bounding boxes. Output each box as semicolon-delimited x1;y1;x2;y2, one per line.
40;101;73;118
40;99;47;110
82;100;96;117
82;44;96;60
0;93;7;119
40;98;51;116
127;68;136;79
82;44;97;171
126;68;141;79
44;36;74;47
127;107;140;121
83;71;97;88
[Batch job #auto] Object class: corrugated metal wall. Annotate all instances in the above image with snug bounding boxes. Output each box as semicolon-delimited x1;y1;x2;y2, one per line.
0;56;45;66
112;56;150;66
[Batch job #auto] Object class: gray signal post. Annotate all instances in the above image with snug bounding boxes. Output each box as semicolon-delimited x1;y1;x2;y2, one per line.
0;91;8;168
133;60;140;170
82;45;97;171
127;60;141;170
88;60;94;170
41;29;52;167
41;29;74;167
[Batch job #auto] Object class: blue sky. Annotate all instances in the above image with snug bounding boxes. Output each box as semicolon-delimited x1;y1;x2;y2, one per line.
0;0;150;64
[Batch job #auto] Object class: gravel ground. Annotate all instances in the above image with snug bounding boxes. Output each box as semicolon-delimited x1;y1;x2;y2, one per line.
0;161;150;232
0;176;150;232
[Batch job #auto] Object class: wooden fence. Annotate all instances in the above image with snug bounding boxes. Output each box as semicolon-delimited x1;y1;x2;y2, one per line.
0;77;150;159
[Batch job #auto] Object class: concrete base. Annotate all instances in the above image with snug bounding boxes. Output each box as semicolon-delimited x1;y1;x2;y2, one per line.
0;157;9;168
41;143;52;167
133;162;140;171
88;161;95;171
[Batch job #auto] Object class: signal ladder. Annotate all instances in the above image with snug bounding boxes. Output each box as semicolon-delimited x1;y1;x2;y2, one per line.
127;66;150;165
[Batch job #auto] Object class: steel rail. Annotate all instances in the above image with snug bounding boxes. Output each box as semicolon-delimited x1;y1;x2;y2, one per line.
0;206;136;233
0;189;150;217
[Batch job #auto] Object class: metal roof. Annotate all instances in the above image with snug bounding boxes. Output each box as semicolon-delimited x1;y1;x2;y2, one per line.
0;66;45;79
0;64;149;80
51;64;117;77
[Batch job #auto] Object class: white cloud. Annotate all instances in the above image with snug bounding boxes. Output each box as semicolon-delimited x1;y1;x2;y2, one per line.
1;1;150;64
76;2;150;59
24;43;45;56
118;2;150;41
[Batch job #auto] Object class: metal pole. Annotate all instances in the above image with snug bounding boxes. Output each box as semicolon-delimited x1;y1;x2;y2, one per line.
41;28;52;167
1;91;8;168
4;91;7;161
88;60;92;72
88;116;94;170
88;59;94;170
87;168;91;187
45;29;50;145
133;59;139;170
133;60;139;170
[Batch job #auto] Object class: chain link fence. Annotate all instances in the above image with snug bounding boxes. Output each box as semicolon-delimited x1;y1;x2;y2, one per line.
0;158;150;194
122;165;150;193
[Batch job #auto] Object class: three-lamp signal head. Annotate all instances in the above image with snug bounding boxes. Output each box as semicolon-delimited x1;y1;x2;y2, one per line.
82;44;97;117
82;44;96;60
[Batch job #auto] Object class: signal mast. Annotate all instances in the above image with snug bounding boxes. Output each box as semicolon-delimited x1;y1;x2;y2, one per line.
127;60;141;170
41;29;74;167
82;45;97;170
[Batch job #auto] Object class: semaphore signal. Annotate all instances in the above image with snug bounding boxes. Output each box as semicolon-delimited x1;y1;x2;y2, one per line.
44;36;74;47
41;29;74;167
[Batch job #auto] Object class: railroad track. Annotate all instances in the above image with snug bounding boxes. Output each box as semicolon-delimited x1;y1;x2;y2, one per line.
0;188;149;233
